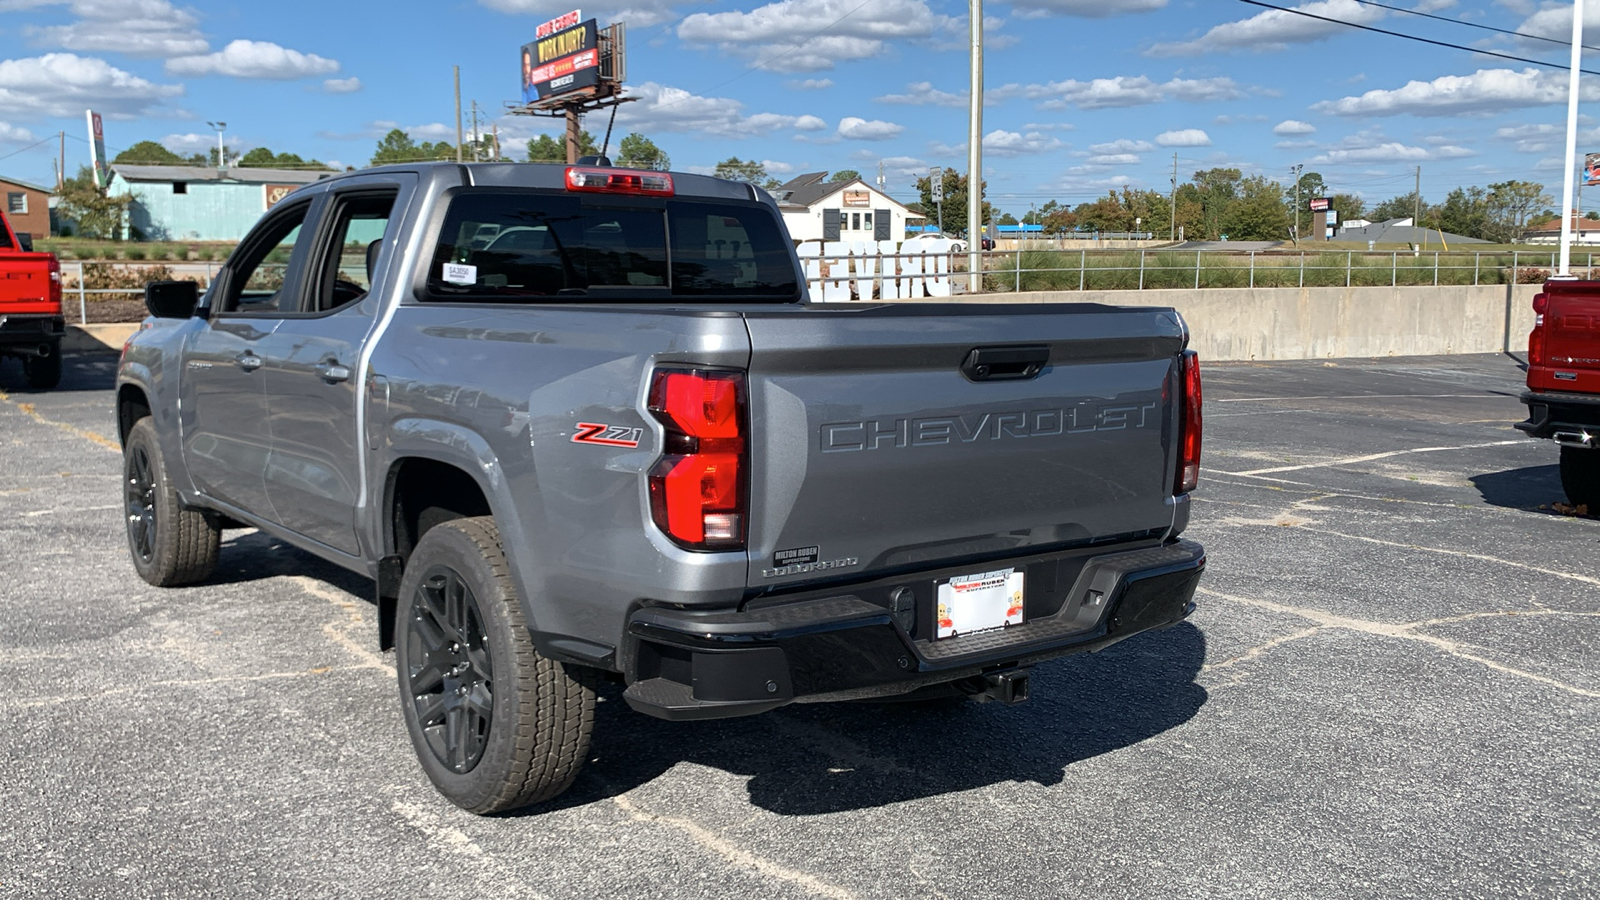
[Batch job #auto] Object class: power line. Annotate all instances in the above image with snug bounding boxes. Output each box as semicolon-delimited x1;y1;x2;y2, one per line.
1348;0;1600;53
0;134;59;164
1237;0;1600;75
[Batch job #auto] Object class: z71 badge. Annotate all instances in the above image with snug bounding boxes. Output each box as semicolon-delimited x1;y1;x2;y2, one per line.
571;422;643;448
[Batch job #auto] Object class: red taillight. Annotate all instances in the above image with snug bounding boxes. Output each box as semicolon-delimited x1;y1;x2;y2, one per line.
1175;350;1202;495
47;257;61;306
566;166;674;196
647;368;746;550
1529;292;1548;366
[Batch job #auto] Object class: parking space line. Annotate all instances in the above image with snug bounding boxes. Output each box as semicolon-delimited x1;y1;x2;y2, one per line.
0;393;119;451
611;792;858;900
1302;526;1600;588
1199;588;1600;699
389;799;551;899
1216;393;1495;403
10;664;377;709
1219;440;1524;476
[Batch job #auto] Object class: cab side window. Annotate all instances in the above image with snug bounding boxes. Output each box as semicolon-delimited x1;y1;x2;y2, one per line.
308;190;400;313
219;202;311;314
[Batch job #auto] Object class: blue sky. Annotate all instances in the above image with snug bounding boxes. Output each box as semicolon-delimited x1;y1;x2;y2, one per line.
3;0;1600;218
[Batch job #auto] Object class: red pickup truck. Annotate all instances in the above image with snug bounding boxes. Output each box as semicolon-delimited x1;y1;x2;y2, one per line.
0;208;64;388
1519;279;1600;509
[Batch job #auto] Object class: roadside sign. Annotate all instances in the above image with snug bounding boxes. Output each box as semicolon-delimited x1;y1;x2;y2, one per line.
930;167;943;202
1586;152;1600;186
86;110;107;190
522;17;601;103
1308;197;1331;212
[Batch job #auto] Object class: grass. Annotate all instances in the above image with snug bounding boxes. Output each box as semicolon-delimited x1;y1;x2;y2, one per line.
36;237;236;262
981;248;1578;292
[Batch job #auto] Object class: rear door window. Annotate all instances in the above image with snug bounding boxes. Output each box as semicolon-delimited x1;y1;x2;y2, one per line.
425;190;798;301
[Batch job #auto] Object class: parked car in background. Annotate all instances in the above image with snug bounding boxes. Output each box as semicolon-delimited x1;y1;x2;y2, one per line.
903;231;966;253
1519;279;1600;508
0;207;63;388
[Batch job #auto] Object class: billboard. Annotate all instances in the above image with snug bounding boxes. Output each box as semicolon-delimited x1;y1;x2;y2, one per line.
1586;152;1600;187
521;18;600;103
86;110;107;190
1308;196;1332;212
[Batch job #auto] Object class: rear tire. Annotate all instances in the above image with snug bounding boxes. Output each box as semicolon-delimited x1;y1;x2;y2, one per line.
123;417;221;586
23;342;61;389
1560;445;1600;510
395;517;595;814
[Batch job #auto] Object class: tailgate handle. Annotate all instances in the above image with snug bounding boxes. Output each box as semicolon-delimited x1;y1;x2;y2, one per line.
962;345;1049;382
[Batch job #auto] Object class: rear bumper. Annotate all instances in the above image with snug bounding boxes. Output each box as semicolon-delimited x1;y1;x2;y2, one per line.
621;538;1205;720
0;314;65;348
1518;390;1600;445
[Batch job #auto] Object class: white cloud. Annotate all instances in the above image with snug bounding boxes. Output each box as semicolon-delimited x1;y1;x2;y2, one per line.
1313;68;1600;118
679;0;936;72
1274;139;1319;150
323;76;361;93
1088;139;1154;154
982;129;1065;157
1147;0;1383;56
1026;75;1242;110
762;159;796;175
1308;142;1476;164
0;121;36;143
160;131;245;155
837;116;904;141
478;0;678;28
1511;5;1600;49
613;81;827;139
167;39;338;80
27;0;209;58
1085;153;1141;165
1010;0;1164;18
0;52;182;118
1156;128;1212;147
788;78;833;90
876;81;965;108
1492;122;1600;154
1274;119;1317;135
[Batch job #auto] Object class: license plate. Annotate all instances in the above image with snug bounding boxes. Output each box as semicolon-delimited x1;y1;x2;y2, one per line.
936;568;1025;639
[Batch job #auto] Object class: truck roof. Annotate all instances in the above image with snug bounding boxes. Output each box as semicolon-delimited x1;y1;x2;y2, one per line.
320;161;766;204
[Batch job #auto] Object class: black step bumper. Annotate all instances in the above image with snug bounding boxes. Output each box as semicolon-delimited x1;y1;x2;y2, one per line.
0;314;64;349
1518;390;1600;442
621;538;1205;720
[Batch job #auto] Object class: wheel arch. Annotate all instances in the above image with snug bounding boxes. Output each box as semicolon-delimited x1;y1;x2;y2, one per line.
116;382;153;446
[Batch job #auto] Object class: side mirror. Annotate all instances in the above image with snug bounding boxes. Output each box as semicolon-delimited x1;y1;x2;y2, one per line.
144;280;200;319
16;233;33;252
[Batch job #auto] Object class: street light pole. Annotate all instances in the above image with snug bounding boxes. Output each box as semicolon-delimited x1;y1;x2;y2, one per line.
966;0;983;292
1291;163;1303;245
206;121;227;170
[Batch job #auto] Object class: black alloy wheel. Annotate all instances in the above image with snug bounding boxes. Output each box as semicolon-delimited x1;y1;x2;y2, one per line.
125;443;157;566
404;565;495;774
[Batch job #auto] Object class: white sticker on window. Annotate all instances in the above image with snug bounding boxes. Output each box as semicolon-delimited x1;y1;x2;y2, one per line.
442;263;477;285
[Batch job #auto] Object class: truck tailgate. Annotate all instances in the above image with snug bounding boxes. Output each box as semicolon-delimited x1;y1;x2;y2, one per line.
742;303;1188;589
1533;281;1600;393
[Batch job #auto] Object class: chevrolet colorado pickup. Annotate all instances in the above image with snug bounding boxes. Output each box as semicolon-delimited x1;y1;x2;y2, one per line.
1519;279;1600;508
0;208;64;388
116;162;1206;813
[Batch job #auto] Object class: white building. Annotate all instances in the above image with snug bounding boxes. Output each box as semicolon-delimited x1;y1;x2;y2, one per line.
772;173;921;243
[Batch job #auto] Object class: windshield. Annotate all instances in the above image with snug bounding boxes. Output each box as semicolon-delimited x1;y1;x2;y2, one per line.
426;190;800;301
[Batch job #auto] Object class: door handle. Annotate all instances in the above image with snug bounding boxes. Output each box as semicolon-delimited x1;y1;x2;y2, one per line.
961;345;1049;382
315;361;352;383
235;352;263;371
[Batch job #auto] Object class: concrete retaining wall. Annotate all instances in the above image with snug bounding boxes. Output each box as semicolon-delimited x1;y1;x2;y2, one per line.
930;284;1541;362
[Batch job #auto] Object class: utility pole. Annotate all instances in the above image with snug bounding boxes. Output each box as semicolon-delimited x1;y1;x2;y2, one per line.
206;121;226;170
966;0;984;291
454;66;464;163
1561;0;1586;275
1170;152;1178;241
1414;165;1421;225
492;123;501;162
58;131;65;191
470;101;480;162
1291;163;1303;245
876;160;886;193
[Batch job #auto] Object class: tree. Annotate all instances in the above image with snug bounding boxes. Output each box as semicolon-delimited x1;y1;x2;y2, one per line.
527;130;598;163
57;165;132;239
913;169;991;234
370;129;454;166
1223;175;1292;241
1482;180;1552;243
714;157;779;190
113;141;187;165
238;147;333;170
1434;187;1488;240
1370;192;1423;223
1192;168;1243;240
997;212;1018;226
1074;190;1134;233
1285;171;1328;209
1329;193;1366;224
829;169;861;182
615;133;669;170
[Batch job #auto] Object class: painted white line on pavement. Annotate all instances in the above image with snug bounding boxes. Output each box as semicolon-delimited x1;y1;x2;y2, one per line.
1219;440;1524;476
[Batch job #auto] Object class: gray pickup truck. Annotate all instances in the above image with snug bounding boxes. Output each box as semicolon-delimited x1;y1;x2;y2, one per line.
116;161;1206;814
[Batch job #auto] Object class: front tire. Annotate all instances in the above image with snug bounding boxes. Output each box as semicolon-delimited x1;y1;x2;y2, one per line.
395;517;595;814
123;417;221;585
23;342;61;389
1560;445;1600;510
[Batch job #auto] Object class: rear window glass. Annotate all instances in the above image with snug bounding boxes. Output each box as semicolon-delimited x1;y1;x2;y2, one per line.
426;191;799;301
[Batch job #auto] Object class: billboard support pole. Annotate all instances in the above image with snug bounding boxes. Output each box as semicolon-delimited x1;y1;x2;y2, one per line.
1558;0;1584;278
454;66;464;164
566;104;581;164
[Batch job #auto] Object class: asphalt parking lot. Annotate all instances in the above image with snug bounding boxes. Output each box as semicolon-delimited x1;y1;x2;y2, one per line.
1;349;1595;899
